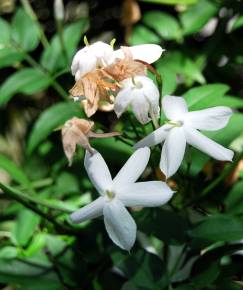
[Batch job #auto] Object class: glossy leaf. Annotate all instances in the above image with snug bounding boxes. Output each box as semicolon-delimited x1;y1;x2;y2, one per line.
11;8;40;51
27;102;84;154
0;68;52;106
143;11;182;40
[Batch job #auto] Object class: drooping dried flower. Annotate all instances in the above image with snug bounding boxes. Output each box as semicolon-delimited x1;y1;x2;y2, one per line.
62;117;120;165
69;47;146;117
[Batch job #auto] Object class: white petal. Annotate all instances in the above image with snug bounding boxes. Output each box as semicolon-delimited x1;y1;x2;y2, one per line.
184;106;233;131
185;126;234;161
84;150;112;194
71;47;97;80
90;41;115;66
70;197;105;224
103;199;136;251
160;127;186;178
162;95;188;121
134;124;171;149
131;96;150;124
114;44;164;64
114;87;132;118
117;181;174;207
113;147;150;188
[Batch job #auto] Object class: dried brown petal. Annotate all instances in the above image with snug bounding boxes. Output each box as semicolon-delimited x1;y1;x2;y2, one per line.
61;117;121;165
70;70;118;117
62;118;93;165
104;49;146;81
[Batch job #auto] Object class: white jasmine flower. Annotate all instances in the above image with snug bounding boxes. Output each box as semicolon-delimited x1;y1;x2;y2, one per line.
71;41;115;81
70;147;174;251
71;42;164;81
135;95;234;179
114;76;160;125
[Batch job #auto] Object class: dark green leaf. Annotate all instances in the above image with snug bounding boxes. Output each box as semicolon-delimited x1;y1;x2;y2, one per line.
0;246;18;259
130;25;161;45
13;209;40;247
139;0;197;5
189;215;243;242
179;0;218;35
143;11;182;40
27;102;84;154
0;154;30;185
11;8;40;51
0;68;52;106
41;19;89;72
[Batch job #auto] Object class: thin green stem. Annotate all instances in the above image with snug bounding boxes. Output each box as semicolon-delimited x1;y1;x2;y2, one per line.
0;183;77;235
11;41;69;100
127;113;141;140
1;183;71;213
20;0;49;49
156;74;163;126
56;19;68;63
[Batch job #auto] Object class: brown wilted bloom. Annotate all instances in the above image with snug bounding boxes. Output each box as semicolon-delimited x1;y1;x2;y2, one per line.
62;117;120;165
69;47;147;117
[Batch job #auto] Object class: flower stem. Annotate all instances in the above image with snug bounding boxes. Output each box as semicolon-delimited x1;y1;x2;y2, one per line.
0;182;78;235
20;0;50;49
10;41;69;100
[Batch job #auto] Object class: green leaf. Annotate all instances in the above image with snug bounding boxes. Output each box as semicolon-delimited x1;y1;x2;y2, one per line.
41;19;89;72
54;172;79;196
157;66;177;96
179;0;218;35
0;246;18;259
157;51;205;86
232;15;243;31
189;215;243;242
143;11;182;40
224;180;243;214
27;102;84;154
112;249;169;290
139;209;189;244
0;47;23;69
0;154;30;186
0;17;11;44
183;83;230;110
129;25;161;45
0;68;52;106
0;258;60;289
13;209;40;247
139;0;197;5
11;8;40;51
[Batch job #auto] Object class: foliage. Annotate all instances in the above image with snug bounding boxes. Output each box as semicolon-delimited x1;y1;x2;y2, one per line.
0;0;243;289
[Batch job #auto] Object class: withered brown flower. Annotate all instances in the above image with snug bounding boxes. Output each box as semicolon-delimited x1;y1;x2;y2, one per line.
69;47;147;117
62;117;120;165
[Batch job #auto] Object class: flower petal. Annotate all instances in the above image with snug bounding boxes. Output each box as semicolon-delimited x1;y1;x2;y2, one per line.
85;150;112;194
114;87;132;118
114;44;164;64
131;96;150;124
185;126;234;161
118;181;174;207
134;124;171;149
70;197;105;224
160;127;186;178
103;199;137;250
184;106;233;131
113;147;150;188
162;95;188;120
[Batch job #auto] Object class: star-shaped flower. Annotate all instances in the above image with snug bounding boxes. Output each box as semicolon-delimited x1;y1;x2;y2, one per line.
70;147;174;250
135;95;234;179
